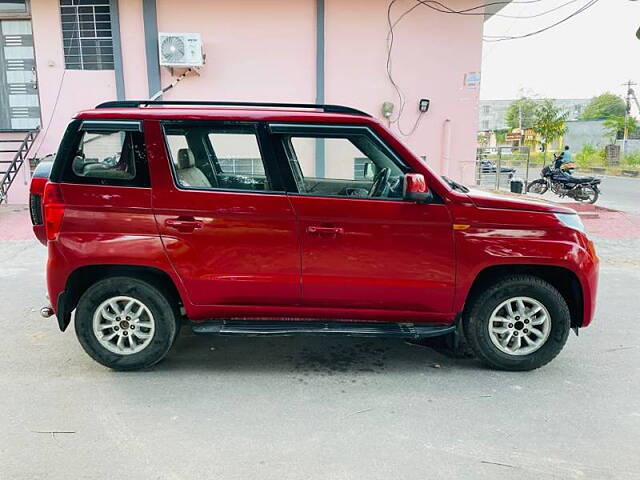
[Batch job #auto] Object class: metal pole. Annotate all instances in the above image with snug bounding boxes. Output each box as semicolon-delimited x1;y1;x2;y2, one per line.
524;145;530;189
314;0;325;178
496;148;502;190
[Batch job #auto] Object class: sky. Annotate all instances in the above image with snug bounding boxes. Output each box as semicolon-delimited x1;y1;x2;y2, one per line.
481;0;640;114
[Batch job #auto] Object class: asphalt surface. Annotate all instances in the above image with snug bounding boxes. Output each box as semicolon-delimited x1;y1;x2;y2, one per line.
485;169;640;213
1;226;639;479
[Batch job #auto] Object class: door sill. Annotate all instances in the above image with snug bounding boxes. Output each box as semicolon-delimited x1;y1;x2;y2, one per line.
191;320;455;339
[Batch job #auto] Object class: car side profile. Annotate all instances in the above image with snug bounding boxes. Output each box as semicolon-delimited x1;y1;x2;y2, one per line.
31;101;599;371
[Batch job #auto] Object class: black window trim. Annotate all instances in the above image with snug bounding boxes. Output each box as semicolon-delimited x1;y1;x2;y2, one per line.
268;122;412;201
50;118;150;188
160;120;287;195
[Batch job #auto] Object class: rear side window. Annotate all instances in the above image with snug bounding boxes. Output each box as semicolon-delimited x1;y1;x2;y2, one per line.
163;123;277;192
60;120;149;187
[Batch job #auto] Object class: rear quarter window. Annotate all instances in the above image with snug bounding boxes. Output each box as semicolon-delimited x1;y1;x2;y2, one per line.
59;122;150;188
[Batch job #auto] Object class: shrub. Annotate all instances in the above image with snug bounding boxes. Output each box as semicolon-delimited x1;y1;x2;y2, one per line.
622;151;640;168
575;144;605;169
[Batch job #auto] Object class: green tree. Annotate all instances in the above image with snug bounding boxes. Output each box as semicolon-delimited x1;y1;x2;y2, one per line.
580;93;626;120
495;129;508;144
532;99;568;164
603;115;638;143
504;97;537;130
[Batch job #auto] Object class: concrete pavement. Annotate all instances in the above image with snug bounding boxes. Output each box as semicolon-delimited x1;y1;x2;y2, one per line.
0;203;639;479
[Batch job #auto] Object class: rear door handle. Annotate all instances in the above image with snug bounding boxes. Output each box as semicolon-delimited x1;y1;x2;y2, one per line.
306;225;344;235
165;217;203;232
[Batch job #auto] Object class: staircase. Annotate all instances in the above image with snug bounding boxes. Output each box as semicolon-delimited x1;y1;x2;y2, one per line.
0;129;39;204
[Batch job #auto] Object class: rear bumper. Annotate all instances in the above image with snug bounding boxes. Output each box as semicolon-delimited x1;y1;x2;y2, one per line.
46;241;72;331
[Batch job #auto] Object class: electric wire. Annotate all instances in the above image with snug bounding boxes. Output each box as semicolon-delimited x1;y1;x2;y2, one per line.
385;0;602;135
484;0;600;41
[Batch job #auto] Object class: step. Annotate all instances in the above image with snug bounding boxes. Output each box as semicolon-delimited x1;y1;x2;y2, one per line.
191;320;456;339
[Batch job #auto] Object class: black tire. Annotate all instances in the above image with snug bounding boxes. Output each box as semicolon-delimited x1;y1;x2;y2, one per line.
527;179;548;194
463;275;570;371
577;186;599;204
75;277;178;371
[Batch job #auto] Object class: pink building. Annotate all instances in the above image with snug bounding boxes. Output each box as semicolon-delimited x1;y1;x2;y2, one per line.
0;0;508;204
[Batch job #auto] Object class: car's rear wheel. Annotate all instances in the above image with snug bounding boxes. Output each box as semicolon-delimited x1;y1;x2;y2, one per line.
463;275;570;371
75;277;177;370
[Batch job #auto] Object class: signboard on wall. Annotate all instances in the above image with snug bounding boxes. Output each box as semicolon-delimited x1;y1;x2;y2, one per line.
506;133;523;142
464;72;481;88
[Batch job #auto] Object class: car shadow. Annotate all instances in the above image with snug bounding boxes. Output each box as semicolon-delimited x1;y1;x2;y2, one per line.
150;329;485;375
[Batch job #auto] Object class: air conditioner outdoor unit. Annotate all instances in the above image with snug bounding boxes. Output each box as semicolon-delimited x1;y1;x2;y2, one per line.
158;33;203;67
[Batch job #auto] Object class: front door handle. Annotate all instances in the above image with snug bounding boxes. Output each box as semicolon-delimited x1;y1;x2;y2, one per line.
165;217;203;232
306;225;344;235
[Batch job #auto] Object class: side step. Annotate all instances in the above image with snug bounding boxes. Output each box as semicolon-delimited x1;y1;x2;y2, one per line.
191;320;455;339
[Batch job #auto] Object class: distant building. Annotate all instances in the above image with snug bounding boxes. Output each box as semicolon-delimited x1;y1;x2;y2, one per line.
478;99;590;131
563;120;608;152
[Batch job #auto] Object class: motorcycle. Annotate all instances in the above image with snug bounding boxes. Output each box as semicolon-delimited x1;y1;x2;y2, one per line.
526;155;602;204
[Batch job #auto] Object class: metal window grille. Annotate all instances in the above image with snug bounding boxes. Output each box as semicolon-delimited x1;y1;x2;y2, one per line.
59;0;113;70
218;158;265;176
353;157;368;180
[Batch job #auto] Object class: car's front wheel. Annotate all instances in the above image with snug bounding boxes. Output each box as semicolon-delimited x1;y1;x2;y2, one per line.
75;277;177;370
463;275;571;371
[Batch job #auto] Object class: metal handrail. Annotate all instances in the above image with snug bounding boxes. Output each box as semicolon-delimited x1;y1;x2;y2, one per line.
0;130;39;204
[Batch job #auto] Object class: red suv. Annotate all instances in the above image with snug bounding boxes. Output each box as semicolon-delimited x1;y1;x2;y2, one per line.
30;101;599;371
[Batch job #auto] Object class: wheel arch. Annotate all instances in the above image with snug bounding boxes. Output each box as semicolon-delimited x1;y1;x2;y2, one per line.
464;265;584;329
58;264;185;332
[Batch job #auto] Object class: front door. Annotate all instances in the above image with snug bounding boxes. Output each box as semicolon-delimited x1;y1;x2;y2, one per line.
270;124;456;315
149;120;301;308
0;20;40;130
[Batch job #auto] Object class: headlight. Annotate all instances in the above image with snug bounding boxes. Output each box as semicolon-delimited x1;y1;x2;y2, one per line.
554;213;585;233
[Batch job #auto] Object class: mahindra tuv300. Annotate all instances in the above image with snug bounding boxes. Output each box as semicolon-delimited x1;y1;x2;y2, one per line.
29;101;599;371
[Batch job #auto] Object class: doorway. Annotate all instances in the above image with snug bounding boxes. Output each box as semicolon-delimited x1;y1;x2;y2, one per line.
0;18;40;130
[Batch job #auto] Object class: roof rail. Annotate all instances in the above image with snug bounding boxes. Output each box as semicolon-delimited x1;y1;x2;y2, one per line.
95;100;371;117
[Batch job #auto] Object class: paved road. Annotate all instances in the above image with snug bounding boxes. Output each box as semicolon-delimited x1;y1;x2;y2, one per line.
1;233;639;479
592;175;640;214
479;169;640;214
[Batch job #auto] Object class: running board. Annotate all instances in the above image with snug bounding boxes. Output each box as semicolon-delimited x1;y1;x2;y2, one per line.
191;320;455;339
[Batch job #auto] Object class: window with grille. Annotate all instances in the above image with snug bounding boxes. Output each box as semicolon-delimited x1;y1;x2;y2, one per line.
59;0;113;70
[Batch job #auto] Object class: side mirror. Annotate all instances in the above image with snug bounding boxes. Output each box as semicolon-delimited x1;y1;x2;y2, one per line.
403;173;432;203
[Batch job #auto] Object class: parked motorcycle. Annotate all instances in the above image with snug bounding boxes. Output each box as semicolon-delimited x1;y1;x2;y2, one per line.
526;157;602;204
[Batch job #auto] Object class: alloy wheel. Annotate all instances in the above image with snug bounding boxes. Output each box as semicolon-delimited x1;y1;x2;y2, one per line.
92;296;156;355
488;296;551;356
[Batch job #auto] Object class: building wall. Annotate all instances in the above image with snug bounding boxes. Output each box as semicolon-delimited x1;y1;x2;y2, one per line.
563;120;608;153
5;0;485;203
5;0;117;202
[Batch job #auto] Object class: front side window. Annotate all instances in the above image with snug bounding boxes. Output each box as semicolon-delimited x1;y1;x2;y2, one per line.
60;0;114;70
282;133;406;199
164;124;274;192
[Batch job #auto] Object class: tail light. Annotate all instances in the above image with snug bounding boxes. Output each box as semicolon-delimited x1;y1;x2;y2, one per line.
42;183;65;241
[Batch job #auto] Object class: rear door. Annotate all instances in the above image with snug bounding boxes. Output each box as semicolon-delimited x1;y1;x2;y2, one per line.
270;123;455;315
149;120;301;307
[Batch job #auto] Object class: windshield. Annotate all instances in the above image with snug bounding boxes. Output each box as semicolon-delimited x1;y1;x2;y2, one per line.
441;176;469;193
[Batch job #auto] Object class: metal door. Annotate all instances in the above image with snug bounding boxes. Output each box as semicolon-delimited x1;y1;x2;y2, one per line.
0;20;40;130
